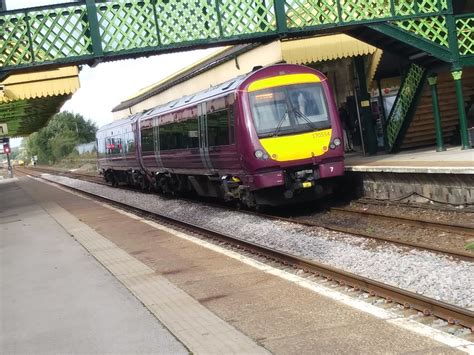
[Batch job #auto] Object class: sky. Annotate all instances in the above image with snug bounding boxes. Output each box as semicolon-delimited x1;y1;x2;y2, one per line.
7;1;222;146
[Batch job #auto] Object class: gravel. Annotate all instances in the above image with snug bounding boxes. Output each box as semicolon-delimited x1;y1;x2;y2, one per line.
43;174;474;309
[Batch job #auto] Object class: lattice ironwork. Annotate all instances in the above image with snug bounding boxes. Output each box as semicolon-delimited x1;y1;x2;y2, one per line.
339;0;391;22
0;0;464;71
219;0;276;36
285;0;338;28
393;16;449;48
456;17;474;56
27;6;92;62
394;0;446;15
97;0;158;52
0;14;32;66
157;0;220;45
386;64;425;149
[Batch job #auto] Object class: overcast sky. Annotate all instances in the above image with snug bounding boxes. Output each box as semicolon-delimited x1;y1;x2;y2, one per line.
7;1;221;146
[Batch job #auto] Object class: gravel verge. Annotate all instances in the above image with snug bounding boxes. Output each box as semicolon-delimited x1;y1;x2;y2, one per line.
42;174;474;309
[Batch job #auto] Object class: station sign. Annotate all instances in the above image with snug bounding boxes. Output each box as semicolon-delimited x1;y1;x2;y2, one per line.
0;136;9;144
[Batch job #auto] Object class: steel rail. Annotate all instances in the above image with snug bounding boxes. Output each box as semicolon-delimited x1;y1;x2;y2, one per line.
330;206;474;237
355;198;474;214
258;212;474;261
16;167;474;330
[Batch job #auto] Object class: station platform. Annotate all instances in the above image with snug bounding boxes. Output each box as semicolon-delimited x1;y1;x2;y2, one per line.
343;146;473;204
1;176;472;354
345;146;473;174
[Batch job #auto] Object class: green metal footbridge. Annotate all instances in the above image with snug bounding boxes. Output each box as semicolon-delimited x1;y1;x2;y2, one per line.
1;0;473;149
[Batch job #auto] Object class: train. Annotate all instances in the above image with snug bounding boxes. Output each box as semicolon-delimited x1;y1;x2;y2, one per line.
96;64;344;207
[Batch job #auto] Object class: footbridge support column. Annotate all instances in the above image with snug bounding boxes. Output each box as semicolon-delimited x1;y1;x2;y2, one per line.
451;68;471;150
427;75;446;152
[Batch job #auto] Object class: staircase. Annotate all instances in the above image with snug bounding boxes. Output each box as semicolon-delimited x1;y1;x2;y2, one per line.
401;67;474;149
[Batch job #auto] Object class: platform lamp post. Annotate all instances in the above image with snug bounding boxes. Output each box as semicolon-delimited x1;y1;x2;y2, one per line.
427;75;446;152
451;69;471;150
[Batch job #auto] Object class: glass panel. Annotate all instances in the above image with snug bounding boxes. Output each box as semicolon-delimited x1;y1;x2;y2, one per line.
249;83;330;138
159;116;199;151
141;127;154;152
207;109;229;146
106;136;123;155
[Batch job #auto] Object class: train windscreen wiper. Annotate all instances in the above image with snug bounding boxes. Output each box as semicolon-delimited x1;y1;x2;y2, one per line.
272;107;289;137
293;108;317;131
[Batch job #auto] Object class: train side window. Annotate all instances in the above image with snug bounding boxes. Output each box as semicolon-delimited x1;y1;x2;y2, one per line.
184;117;199;149
207;109;229;146
228;105;235;145
141;128;154;152
227;94;236;145
127;130;135;153
159;117;199;151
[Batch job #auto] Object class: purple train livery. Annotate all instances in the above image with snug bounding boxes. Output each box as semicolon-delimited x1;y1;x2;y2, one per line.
96;64;345;207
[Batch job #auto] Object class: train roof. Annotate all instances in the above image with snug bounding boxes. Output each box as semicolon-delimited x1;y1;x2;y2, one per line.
140;73;247;121
98;64;318;132
99;72;248;132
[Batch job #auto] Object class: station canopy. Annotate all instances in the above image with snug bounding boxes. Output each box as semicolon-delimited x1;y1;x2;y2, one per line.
0;66;80;137
281;34;378;64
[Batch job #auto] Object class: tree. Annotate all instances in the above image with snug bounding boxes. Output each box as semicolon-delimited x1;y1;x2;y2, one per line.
24;111;97;164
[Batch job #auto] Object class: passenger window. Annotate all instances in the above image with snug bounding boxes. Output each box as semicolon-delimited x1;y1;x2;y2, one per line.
127;131;135;153
141;128;154;152
228;104;235;145
207;109;229;146
159;116;199;151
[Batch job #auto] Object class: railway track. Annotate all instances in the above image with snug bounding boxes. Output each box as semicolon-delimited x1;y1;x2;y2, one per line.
261;212;474;261
329;206;474;237
15;166;474;331
17;166;474;261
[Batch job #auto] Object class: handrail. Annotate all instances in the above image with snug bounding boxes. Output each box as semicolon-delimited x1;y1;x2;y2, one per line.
385;64;427;151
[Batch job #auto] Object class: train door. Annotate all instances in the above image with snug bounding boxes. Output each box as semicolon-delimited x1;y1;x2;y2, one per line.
207;95;240;171
153;116;164;171
198;102;215;174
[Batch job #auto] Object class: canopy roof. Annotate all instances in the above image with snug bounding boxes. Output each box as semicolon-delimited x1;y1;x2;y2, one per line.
0;66;80;137
281;34;378;64
114;35;382;115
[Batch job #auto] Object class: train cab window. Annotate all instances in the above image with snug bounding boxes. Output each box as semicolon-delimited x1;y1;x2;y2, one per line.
207;109;229;146
249;83;330;137
141;128;154;152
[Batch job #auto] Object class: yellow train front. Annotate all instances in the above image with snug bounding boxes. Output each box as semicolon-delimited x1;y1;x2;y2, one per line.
232;64;345;207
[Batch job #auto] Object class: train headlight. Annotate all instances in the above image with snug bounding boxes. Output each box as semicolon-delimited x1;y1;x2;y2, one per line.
333;138;341;146
254;150;269;160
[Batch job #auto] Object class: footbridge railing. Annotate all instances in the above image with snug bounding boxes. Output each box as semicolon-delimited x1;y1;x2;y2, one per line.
0;0;463;73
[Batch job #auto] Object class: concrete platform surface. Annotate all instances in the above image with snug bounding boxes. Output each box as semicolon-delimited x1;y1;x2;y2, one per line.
7;176;472;354
0;179;188;354
346;146;473;173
